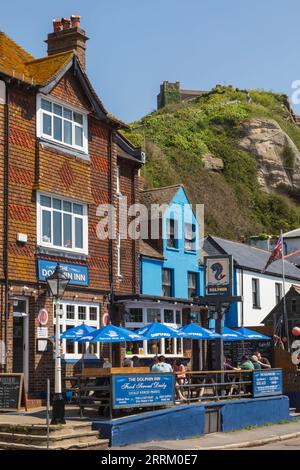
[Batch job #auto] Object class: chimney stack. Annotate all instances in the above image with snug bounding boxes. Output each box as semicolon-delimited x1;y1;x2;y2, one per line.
46;15;89;71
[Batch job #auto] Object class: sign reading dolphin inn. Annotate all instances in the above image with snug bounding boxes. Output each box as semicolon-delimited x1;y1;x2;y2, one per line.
112;374;175;409
252;369;283;397
205;255;233;296
37;259;89;287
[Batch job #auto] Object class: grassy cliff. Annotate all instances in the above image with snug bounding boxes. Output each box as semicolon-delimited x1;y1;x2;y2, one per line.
123;86;300;240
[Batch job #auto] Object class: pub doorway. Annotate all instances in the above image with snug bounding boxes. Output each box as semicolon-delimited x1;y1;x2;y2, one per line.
12;298;29;391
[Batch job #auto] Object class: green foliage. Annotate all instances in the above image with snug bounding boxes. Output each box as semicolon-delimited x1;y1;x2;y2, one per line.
123;86;300;239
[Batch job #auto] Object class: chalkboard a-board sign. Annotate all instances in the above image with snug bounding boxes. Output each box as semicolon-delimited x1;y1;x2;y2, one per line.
0;373;27;412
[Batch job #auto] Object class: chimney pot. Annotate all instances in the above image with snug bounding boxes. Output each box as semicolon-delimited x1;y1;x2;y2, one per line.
71;15;81;28
53;19;62;32
61;17;71;30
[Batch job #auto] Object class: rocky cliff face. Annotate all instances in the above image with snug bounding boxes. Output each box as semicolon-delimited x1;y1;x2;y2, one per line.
238;118;300;192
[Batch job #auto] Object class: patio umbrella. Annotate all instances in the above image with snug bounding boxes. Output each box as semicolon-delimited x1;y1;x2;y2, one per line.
136;322;185;357
78;324;146;369
78;324;145;343
179;323;221;340
59;323;97;372
236;327;270;340
210;326;245;342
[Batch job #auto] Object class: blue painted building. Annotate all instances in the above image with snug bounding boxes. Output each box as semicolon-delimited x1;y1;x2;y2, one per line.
114;185;204;366
140;185;203;300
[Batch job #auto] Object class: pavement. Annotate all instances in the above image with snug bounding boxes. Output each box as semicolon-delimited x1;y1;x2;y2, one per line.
111;419;300;450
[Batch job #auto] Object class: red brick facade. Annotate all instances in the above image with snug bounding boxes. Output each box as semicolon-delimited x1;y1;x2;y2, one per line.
0;45;142;398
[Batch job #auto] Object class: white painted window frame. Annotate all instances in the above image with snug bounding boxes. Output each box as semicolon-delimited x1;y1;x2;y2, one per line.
36;191;89;255
124;305;183;357
54;301;100;360
36;94;88;154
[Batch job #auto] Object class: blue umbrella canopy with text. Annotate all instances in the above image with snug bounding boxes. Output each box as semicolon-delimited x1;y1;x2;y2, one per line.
136;322;186;339
179;323;221;340
77;324;145;343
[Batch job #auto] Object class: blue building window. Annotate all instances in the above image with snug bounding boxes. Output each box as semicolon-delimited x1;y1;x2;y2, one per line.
162;268;173;297
188;272;198;298
166;218;178;249
184;223;196;251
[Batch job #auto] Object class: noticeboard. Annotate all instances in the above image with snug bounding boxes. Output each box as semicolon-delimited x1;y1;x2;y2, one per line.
252;369;282;398
112;373;175;409
0;373;27;411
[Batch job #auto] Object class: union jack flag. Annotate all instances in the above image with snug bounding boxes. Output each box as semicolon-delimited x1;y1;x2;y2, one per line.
262;234;283;273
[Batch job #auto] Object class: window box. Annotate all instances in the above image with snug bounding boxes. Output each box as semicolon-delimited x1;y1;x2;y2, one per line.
37;192;88;255
37;95;88;155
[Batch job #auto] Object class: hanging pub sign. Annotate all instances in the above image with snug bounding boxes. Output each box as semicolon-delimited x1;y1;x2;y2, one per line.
37;259;89;287
205;255;233;296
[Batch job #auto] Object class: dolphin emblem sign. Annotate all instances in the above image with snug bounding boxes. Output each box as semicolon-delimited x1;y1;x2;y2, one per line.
205;255;233;296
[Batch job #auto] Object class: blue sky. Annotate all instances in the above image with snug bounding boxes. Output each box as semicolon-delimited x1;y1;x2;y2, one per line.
2;0;300;122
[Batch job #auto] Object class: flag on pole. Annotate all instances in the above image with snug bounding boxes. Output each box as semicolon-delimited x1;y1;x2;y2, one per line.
262;234;283;273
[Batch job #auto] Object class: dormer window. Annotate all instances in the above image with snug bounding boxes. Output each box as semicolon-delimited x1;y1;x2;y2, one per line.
37;95;88;154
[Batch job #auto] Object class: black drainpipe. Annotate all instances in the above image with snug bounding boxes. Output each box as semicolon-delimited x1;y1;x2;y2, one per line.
3;83;10;372
132;167;137;294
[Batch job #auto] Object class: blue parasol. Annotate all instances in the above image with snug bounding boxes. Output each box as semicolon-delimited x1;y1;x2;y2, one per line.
210;326;245;341
236;327;270;341
136;322;185;339
179;323;221;340
60;323;96;341
78;324;145;343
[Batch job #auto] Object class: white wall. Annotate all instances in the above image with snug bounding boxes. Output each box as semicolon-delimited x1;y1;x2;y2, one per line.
236;269;298;326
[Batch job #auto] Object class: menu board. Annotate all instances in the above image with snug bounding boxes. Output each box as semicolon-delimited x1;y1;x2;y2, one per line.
210;340;273;369
0;374;24;411
112;374;175;409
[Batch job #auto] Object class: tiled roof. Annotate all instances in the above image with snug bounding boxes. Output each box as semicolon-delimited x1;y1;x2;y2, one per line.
141;185;182;210
0;31;72;85
204;236;300;280
284;250;300;267
140;240;164;260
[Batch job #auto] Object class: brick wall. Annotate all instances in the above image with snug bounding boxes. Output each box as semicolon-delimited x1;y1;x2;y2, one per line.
0;67;141;396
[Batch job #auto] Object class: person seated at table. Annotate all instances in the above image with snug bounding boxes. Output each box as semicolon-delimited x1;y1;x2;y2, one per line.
151;355;173;373
224;356;240;371
173;359;187;401
240;355;254;394
250;355;261;370
122;357;133;367
102;358;112;368
254;350;271;369
132;356;140;367
240;355;254;371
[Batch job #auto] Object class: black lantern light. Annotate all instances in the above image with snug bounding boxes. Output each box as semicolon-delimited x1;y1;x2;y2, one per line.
46;264;69;300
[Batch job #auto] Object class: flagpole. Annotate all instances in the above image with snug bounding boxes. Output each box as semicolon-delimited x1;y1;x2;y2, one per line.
281;230;290;351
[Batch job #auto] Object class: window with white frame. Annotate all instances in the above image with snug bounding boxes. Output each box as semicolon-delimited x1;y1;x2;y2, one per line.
188;272;198;298
275;282;283;305
125;306;183;356
37;192;88;254
166;218;178;249
53;302;100;359
184;223;196;251
37;95;88;153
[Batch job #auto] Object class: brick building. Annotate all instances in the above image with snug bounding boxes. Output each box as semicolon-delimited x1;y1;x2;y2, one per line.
0;16;144;399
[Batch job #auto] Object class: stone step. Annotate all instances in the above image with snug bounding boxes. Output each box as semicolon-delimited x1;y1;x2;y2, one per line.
0;438;109;450
0;421;93;436
0;429;100;446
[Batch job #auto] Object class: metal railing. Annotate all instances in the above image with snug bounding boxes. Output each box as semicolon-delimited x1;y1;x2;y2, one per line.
174;370;253;404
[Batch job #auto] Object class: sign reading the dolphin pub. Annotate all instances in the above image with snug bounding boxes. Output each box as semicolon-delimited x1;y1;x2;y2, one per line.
37;259;89;287
205;255;233;296
112;374;175;409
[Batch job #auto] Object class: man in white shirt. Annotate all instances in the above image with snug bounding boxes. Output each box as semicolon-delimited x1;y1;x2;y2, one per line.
151;355;173;373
